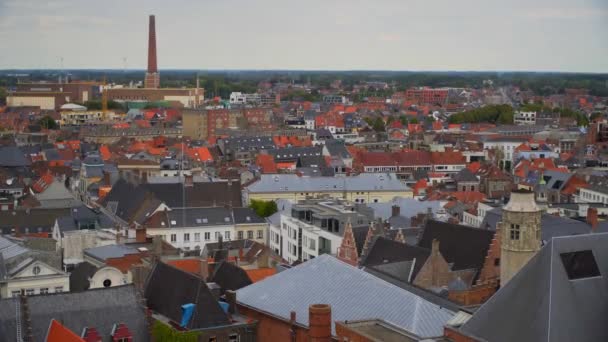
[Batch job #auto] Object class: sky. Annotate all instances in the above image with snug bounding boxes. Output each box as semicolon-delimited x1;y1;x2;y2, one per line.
0;0;607;72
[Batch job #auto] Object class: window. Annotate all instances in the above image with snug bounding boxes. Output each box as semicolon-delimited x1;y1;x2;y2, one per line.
510;224;520;240
215;231;221;240
55;286;63;293
225;231;231;240
494;258;500;266
32;266;41;275
560;250;601;280
238;231;244;239
257;230;263;239
194;233;200;242
204;232;210;241
171;234;177;242
228;334;240;342
26;289;35;296
247;230;254;239
103;279;112;288
40;288;49;294
11;290;21;297
184;233;190;242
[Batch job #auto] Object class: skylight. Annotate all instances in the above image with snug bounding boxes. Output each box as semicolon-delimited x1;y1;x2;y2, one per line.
560;250;601;280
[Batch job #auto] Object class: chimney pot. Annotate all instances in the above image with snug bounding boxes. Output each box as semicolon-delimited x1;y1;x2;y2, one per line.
290;311;296;323
587;207;599;231
309;304;332;342
225;290;237;314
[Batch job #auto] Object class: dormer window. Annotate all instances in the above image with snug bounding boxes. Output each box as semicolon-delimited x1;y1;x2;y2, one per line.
560;250;601;280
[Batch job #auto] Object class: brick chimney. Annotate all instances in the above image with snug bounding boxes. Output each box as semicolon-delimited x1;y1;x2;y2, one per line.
309;304;332;342
225;290;237;314
391;204;400;217
136;227;147;243
587;207;598;231
103;170;111;186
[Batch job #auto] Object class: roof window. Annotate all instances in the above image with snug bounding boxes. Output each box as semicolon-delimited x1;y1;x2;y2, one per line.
560;250;601;280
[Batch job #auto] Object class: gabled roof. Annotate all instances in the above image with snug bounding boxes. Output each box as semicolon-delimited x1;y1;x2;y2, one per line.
236;254;455;338
209;261;252;292
360;237;430;280
144;261;230;329
46;319;85;342
418;220;494;273
461;233;608;342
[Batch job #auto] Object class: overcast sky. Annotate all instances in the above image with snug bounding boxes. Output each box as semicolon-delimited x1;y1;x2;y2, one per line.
0;0;607;72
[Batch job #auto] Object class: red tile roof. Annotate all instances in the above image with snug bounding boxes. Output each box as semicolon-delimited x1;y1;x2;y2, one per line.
245;268;277;283
167;259;204;276
431;151;465;165
46;319;84;342
99;145;112;161
256;154;277;173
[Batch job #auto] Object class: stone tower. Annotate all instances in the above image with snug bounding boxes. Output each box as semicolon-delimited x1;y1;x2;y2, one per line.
144;15;160;88
499;189;542;285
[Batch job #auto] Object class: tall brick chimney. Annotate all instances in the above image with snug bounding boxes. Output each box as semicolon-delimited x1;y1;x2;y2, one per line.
587;207;598;231
144;15;160;88
309;304;332;342
391;204;400;217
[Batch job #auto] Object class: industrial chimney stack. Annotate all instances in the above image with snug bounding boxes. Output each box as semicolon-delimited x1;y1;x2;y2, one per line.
144;15;160;88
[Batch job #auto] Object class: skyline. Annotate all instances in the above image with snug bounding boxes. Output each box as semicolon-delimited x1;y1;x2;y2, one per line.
0;0;607;73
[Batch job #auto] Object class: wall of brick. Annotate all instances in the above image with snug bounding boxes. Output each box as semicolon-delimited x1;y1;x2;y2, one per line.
444;327;479;342
238;305;309;342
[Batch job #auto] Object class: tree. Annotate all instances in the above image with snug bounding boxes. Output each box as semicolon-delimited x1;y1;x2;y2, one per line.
37;116;58;130
399;115;408;125
249;199;278;218
409;118;419;124
372;117;385;132
0;87;7;105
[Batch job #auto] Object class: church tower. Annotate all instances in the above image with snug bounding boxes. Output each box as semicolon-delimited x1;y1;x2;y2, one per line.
499;189;542;285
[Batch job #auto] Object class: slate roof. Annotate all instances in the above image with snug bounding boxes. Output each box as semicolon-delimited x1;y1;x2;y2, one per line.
236;254;455;338
481;208;592;241
232;207;266;224
461;233;608;342
418;220;494;273
0;208;71;235
0;146;31;167
0;285;148;342
452;168;479;183
144;261;231;329
324;140;352;159
268;146;322;161
367;198;443;221
209;261;253;293
84;244;140;262
361;237;430;280
247;173;409;193
102;179;242;223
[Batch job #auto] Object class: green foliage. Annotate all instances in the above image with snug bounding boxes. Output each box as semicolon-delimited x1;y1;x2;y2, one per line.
409;118;419;124
557;108;589;127
250;199;278;218
0;87;7;105
37;115;58;130
371;117;386;132
152;321;200;342
399;115;409;125
448;104;514;124
83;100;124;110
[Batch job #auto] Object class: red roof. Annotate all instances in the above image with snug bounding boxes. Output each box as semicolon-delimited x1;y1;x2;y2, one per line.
32;173;54;193
256;154;278;173
407;123;423;133
46;319;85;342
431;151;465;165
187;147;213;162
167;259;204;276
99;145;111;161
467;161;482;173
561;176;588;195
245;268;277;283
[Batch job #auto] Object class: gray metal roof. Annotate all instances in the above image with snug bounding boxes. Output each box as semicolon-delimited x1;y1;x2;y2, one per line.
368;198;443;221
83;244;139;262
236;254;455;338
461;233;608;342
481;208;592;241
247;173;410;193
0;236;29;260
